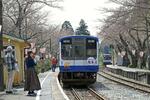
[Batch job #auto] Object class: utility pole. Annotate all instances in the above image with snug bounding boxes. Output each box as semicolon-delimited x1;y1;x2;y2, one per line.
146;17;150;84
0;0;4;91
49;37;51;53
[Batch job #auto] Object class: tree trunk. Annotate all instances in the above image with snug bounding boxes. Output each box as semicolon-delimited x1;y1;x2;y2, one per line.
0;0;4;91
145;17;150;84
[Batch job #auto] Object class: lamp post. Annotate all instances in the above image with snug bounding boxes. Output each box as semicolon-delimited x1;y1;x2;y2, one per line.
0;0;4;91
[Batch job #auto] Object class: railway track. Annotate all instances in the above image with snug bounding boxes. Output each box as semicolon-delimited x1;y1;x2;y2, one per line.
71;88;82;100
87;87;107;100
98;71;150;93
70;87;107;100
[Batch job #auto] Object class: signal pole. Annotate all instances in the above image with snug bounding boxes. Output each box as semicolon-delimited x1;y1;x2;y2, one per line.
0;0;4;91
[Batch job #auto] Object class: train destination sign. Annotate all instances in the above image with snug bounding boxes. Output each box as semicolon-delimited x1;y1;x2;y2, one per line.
62;39;72;44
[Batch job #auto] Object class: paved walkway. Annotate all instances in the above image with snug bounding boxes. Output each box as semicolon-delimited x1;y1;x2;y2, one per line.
0;68;69;100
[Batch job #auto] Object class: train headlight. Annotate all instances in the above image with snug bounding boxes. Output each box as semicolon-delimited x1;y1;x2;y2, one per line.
64;62;70;68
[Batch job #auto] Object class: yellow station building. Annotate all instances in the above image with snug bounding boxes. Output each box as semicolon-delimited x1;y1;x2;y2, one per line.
3;34;29;85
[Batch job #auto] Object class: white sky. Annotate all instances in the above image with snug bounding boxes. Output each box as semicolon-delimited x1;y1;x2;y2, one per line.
45;0;117;36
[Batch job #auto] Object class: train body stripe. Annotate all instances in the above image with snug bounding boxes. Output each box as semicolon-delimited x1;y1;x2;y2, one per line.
59;65;99;72
59;35;99;42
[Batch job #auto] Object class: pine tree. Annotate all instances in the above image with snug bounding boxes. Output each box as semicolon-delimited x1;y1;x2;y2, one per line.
75;19;90;35
60;21;74;35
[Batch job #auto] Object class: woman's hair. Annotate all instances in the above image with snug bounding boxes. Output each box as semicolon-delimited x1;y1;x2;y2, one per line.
27;51;33;57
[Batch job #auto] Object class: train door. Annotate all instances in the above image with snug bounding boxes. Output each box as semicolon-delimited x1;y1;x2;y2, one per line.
73;38;86;66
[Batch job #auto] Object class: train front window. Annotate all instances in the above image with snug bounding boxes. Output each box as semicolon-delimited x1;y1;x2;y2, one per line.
86;39;97;58
74;45;85;59
61;38;73;60
87;49;96;57
61;45;73;60
73;38;86;59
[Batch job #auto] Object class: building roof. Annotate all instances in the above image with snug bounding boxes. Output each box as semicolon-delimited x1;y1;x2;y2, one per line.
3;34;30;47
3;34;26;43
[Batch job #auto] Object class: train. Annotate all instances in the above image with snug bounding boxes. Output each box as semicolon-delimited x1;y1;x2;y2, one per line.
103;54;112;65
102;46;112;65
58;35;99;86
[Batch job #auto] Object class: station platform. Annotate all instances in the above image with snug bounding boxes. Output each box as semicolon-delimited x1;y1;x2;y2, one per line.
0;68;69;100
106;65;150;73
105;65;150;84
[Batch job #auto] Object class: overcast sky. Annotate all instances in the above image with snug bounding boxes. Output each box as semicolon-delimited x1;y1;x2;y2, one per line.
46;0;117;36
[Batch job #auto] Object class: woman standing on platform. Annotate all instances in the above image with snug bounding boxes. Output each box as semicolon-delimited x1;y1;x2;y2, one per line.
24;51;41;96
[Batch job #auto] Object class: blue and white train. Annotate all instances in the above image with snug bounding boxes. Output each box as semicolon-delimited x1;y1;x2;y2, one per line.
58;35;99;85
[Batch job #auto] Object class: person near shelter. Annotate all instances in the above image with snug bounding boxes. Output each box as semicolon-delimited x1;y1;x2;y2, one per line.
122;52;130;66
4;46;17;94
24;51;41;96
51;56;57;72
116;52;123;66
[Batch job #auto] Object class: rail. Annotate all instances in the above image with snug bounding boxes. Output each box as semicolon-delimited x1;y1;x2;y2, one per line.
98;71;150;93
71;88;82;100
88;87;107;100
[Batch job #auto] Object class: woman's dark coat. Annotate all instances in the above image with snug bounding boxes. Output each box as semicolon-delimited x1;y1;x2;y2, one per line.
24;56;41;91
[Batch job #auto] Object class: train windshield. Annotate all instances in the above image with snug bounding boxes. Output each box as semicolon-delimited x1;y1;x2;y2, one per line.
74;45;85;58
61;37;97;60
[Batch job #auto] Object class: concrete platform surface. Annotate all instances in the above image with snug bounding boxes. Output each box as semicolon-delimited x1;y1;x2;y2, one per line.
0;68;69;100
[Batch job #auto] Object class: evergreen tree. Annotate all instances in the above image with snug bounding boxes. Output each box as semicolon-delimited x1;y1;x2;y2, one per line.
60;21;74;35
75;19;90;35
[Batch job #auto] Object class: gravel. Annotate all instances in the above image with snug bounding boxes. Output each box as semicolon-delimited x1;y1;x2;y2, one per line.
90;75;150;100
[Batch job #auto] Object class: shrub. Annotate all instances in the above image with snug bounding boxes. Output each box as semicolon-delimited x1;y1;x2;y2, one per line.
35;58;52;74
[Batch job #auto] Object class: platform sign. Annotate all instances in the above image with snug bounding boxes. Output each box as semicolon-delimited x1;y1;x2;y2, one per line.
0;25;1;35
0;25;2;32
132;50;136;55
139;51;144;57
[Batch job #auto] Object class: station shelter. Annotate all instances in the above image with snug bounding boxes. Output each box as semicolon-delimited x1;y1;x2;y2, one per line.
2;34;29;86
